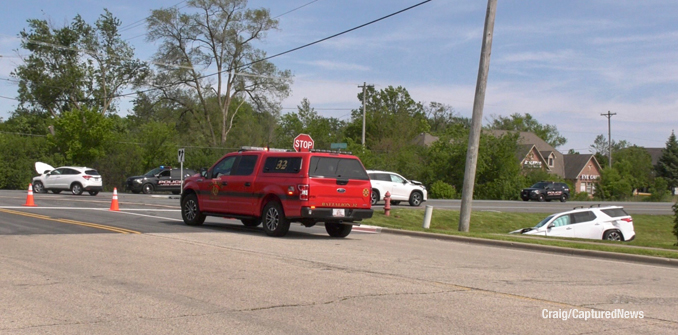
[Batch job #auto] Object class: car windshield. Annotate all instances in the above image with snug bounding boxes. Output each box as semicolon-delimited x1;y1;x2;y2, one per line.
534;215;554;228
530;182;549;189
144;167;164;177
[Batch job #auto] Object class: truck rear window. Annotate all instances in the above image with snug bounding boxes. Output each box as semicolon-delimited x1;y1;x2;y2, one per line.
309;157;369;180
263;157;302;173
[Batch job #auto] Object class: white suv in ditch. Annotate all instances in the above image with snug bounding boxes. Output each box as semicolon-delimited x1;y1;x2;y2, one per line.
367;170;427;206
32;162;103;196
510;205;635;241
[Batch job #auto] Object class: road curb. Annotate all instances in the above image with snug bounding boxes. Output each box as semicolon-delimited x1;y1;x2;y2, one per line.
380;228;678;268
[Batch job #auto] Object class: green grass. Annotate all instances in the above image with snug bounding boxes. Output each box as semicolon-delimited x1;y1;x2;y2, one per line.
361;208;678;259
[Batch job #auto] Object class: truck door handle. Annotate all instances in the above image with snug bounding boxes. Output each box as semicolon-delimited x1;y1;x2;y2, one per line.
245;182;251;187
221;181;228;186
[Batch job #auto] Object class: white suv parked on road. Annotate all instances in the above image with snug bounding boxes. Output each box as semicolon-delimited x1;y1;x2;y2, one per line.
366;170;427;206
510;205;635;241
32;162;103;196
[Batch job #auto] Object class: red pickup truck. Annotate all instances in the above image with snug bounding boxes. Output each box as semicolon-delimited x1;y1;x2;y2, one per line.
180;147;373;238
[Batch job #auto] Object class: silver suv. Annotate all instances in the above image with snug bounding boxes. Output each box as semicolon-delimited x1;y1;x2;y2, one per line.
32;162;103;196
510;205;635;241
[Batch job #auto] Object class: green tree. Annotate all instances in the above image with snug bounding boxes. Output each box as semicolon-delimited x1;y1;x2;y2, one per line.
589;134;629;169
345;85;429;152
146;0;292;146
424;102;469;135
275;98;346;149
656;131;678;193
50;107;115;165
487;113;566;148
613;146;653;192
12;10;148;118
596;167;633;200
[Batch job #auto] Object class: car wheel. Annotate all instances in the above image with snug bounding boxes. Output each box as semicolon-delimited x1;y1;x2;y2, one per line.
603;230;623;241
537;194;545;202
262;202;290;237
325;222;352;238
241;218;261;227
142;184;154;194
560;194;568;202
409;191;423;206
52;190;62;194
370;189;380;206
88;191;99;196
71;183;83;195
181;193;206;226
391;201;401;205
33;182;46;193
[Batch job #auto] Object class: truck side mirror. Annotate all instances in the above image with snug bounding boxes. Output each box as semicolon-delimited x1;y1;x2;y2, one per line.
200;168;208;178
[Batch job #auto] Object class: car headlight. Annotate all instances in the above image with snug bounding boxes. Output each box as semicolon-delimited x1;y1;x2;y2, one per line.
134;179;143;184
531;190;537;194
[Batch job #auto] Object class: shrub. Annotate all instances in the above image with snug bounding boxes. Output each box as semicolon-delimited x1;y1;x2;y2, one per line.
646;177;670;202
673;202;678;246
572;192;591;201
430;180;456;199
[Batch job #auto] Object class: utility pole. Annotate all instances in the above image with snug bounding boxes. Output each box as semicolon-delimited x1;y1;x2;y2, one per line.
358;82;373;147
459;0;497;232
601;111;616;168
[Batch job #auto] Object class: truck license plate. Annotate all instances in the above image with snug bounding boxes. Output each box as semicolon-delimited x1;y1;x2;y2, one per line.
332;209;345;217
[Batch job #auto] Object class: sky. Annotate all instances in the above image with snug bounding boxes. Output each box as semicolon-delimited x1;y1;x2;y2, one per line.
1;0;677;153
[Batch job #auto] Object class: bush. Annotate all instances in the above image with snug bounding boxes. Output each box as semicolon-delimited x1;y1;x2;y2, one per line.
646;177;670;202
429;180;456;199
572;192;591;201
673;202;678;246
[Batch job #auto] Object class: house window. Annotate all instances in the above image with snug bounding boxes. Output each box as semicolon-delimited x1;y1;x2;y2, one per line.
548;156;554;167
580;183;586;193
586;182;594;194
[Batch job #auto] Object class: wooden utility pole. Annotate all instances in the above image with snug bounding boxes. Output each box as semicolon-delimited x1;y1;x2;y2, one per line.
358;82;373;147
459;0;497;232
601;111;616;168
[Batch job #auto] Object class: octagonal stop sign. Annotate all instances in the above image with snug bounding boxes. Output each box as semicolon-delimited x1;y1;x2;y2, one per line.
293;134;314;152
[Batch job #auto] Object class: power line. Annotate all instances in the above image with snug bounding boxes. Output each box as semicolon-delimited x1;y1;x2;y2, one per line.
119;0;188;32
273;0;321;19
119;0;433;98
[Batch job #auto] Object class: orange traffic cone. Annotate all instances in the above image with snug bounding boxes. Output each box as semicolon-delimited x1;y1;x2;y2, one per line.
23;183;37;207
109;187;119;211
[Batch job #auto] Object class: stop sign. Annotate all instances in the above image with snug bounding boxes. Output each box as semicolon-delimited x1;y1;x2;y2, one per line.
293;134;314;152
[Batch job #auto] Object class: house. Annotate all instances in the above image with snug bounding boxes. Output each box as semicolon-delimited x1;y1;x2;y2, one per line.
413;131;602;194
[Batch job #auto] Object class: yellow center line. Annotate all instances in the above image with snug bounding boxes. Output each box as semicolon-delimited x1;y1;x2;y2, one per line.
0;208;141;234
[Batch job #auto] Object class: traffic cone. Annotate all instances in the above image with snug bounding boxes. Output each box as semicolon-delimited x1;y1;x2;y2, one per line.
109;187;119;211
23;183;37;207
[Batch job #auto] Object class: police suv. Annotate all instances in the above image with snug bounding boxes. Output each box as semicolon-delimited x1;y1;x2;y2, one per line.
126;166;196;194
180;147;374;238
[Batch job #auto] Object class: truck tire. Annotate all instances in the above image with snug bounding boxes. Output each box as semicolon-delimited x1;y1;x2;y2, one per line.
262;202;290;237
181;193;206;226
325;222;352;238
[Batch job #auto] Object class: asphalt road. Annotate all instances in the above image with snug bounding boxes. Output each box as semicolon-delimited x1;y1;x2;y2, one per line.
1;190;677;334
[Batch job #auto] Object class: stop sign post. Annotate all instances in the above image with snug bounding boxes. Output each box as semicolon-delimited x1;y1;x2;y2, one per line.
293;134;314;152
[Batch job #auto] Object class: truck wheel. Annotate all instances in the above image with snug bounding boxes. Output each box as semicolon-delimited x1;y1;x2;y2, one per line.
142;183;154;194
262;202;290;237
181;193;206;226
325;222;352;238
241;219;261;227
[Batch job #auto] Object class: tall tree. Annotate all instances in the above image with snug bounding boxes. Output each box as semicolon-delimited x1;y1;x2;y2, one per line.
346;85;429;152
12;10;148;118
487;113;566;148
613;146;653;191
424;102;469;135
656;131;678;192
589;134;629;169
275;98;346;149
146;0;292;146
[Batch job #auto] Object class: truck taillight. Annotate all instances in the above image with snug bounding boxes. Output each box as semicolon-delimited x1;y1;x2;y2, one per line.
298;184;309;200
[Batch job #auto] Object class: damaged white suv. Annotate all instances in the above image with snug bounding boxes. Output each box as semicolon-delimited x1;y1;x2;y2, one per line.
510;205;635;241
32;162;103;196
367;170;427;206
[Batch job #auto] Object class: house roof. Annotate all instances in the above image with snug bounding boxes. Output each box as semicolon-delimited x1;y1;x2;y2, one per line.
644;147;664;166
563;154;600;179
485;130;565;177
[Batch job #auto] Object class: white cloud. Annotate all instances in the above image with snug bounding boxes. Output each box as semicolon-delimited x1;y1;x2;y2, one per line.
303;60;370;72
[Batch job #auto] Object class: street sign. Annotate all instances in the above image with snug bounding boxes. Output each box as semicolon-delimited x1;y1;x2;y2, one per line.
293;134;314;152
330;143;347;149
178;148;185;163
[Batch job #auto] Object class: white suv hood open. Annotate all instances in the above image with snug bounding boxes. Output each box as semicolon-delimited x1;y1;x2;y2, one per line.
35;162;55;175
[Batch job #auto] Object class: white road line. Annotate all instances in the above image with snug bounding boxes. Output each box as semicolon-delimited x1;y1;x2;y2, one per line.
110;210;184;222
0;206;179;211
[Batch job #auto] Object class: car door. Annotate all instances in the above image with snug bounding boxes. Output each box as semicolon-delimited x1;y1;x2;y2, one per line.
157;169;173;191
545;214;575;238
44;168;65;189
571;210;602;239
389;174;409;201
62;168;82;190
200;155;238;213
226;154;260;215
